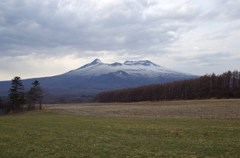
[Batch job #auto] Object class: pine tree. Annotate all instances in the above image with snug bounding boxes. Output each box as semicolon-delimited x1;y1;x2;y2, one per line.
27;80;43;110
8;76;25;111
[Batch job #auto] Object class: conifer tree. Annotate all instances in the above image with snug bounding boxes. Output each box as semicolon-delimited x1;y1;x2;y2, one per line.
27;80;43;110
8;76;25;111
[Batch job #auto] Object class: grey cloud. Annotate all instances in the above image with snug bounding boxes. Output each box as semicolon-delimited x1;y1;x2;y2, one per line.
0;0;201;57
198;0;240;21
174;52;237;66
196;52;234;65
216;0;240;20
1;0;240;79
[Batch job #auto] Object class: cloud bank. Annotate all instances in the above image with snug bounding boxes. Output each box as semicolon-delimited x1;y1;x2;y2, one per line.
0;0;240;80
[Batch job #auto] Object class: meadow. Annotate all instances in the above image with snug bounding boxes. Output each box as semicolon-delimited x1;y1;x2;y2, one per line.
0;99;240;157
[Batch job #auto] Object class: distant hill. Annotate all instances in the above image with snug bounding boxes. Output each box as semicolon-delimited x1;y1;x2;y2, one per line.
0;59;196;102
96;71;240;102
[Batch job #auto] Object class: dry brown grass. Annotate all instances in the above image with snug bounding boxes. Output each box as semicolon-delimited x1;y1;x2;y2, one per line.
45;99;240;119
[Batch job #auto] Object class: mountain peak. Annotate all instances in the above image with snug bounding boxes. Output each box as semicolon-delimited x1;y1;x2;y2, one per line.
124;60;158;66
76;59;103;70
91;59;102;64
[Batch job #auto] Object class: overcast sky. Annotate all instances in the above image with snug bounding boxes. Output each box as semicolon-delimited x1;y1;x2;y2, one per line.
0;0;240;80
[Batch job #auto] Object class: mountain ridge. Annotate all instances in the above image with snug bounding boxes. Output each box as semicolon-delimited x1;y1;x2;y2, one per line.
0;59;197;102
65;59;191;78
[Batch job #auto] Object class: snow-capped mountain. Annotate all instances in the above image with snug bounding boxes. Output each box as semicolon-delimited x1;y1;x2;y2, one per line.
0;59;197;102
65;59;190;78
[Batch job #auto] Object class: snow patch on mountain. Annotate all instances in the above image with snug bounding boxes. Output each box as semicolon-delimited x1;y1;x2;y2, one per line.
124;60;157;66
66;59;189;78
75;58;103;70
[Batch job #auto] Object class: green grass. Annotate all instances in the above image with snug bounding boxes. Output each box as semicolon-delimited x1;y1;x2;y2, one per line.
0;112;240;158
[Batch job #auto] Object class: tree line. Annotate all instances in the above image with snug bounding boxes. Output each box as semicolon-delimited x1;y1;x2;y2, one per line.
0;76;43;113
96;71;240;102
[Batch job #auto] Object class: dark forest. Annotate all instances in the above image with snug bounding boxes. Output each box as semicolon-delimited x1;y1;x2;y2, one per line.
96;71;240;102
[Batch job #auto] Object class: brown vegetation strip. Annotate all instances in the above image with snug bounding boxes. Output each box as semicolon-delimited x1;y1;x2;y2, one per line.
45;99;240;119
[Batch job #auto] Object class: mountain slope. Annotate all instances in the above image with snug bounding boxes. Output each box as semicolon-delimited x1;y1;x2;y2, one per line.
0;59;197;102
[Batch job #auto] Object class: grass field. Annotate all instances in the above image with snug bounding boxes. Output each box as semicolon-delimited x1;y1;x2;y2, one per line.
47;99;240;119
0;99;240;157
